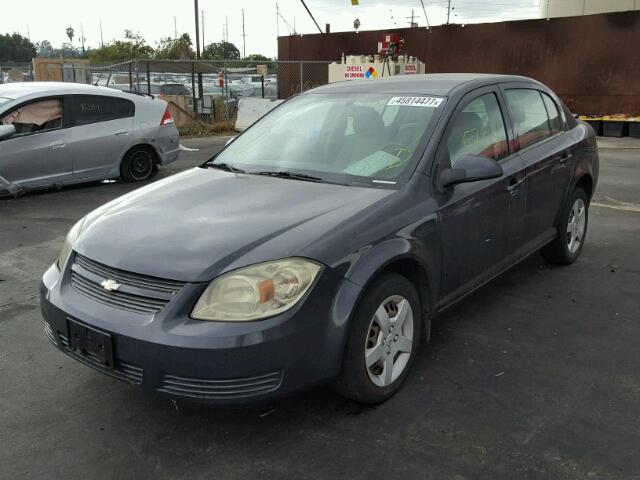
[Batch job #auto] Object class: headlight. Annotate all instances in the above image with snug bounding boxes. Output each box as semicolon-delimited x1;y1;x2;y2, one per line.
192;258;322;322
56;218;85;271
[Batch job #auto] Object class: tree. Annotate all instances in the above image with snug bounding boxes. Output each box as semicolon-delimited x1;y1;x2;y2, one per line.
155;33;195;60
60;43;82;58
0;33;36;62
202;41;240;60
35;40;55;58
88;30;154;64
246;53;271;61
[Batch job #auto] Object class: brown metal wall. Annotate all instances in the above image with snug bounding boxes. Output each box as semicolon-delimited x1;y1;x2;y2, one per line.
278;11;640;115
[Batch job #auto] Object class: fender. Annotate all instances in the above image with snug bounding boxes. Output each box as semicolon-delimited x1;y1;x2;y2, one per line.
335;211;441;337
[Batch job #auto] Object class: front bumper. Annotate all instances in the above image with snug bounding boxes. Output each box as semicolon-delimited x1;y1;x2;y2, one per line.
39;260;361;405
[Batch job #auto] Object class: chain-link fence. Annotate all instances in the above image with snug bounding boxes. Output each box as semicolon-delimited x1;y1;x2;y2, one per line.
1;59;332;129
0;62;34;83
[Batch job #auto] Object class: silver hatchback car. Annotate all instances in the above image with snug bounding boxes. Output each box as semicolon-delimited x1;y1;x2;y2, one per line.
0;82;180;196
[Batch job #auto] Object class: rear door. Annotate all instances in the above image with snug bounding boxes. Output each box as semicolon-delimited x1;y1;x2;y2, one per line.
0;96;72;189
500;85;576;246
435;87;528;305
66;95;136;180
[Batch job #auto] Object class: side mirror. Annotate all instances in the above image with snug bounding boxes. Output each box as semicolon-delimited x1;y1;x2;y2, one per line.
0;124;16;141
439;154;503;188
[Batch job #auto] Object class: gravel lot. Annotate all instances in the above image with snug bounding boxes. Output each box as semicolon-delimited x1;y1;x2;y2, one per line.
1;136;639;480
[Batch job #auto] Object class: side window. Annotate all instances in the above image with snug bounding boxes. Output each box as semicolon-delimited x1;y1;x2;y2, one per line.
70;95;135;126
0;98;63;136
541;92;563;135
505;89;552;150
445;93;508;166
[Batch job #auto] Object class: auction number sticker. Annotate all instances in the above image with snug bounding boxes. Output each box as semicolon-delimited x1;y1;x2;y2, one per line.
387;96;443;108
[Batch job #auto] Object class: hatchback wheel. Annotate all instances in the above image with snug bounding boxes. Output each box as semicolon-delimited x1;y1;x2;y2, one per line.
335;273;422;404
541;188;589;265
120;147;157;182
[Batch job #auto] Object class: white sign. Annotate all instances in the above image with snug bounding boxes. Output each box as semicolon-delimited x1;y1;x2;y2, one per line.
387;96;443;108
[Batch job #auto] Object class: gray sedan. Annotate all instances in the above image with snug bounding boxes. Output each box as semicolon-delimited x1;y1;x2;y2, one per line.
0;82;180;197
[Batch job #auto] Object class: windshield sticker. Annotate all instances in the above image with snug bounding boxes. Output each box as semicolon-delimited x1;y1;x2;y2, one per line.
387;96;443;108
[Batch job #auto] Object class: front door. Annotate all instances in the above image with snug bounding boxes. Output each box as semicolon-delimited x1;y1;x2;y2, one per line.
0;96;72;189
435;88;527;306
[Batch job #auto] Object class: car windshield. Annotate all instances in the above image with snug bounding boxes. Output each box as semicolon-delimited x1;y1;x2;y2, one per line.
211;92;445;187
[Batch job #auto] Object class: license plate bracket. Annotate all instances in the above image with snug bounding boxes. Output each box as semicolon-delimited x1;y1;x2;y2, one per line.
67;319;114;370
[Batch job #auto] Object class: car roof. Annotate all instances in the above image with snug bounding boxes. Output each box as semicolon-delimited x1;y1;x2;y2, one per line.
0;82;128;100
306;73;535;96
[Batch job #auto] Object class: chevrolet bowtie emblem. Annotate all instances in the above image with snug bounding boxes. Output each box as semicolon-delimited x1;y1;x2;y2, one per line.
101;279;121;292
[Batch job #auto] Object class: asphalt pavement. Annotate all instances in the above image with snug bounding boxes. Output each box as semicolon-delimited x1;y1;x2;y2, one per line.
1;136;639;479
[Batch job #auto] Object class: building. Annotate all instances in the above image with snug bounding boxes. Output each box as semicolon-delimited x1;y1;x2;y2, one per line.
540;0;640;18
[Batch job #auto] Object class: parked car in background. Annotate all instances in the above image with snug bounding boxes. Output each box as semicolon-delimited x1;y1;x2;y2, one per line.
0;82;179;196
108;82;191;97
41;74;598;405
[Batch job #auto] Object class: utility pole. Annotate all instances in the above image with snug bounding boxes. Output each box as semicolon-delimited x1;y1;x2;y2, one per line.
299;0;324;34
242;9;247;59
174;16;177;40
193;0;202;103
406;9;419;27
99;19;104;47
419;0;431;28
201;10;205;52
80;23;85;56
194;0;201;60
27;24;31;43
447;0;451;24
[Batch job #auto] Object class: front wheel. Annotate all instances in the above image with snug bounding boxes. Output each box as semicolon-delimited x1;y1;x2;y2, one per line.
120;147;157;182
334;273;422;404
541;188;589;265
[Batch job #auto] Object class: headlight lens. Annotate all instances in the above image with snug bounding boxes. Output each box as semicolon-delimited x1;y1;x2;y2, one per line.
192;258;322;321
56;218;85;271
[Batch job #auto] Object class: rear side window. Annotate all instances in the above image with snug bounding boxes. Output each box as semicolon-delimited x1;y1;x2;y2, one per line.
541;92;563;135
505;89;552;150
70;95;135;126
444;92;509;166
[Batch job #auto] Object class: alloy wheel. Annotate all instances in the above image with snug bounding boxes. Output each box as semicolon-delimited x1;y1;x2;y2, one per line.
567;198;586;254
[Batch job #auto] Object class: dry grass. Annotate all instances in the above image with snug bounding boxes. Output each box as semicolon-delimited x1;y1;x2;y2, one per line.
178;121;236;137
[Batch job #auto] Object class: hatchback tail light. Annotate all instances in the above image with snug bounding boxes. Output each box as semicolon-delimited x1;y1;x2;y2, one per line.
160;106;174;126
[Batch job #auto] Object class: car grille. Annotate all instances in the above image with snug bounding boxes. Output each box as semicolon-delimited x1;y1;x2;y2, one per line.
158;371;283;400
70;254;185;314
58;333;144;385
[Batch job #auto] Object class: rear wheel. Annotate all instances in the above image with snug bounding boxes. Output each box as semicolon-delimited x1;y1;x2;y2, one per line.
334;273;422;404
541;188;589;265
120;147;157;182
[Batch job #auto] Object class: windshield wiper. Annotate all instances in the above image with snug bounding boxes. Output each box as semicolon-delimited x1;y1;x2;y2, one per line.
253;171;324;183
205;162;246;174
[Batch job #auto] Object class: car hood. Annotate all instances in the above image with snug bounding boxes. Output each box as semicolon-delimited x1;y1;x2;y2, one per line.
76;168;395;282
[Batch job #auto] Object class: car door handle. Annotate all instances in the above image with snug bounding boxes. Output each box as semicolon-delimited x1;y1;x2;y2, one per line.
559;151;573;165
507;177;525;194
49;142;66;150
114;130;129;136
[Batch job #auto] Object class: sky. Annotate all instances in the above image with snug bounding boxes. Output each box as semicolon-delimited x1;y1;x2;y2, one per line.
1;0;542;59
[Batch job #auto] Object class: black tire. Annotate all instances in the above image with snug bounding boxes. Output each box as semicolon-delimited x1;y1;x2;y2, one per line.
120;146;157;182
541;188;589;265
334;273;422;404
